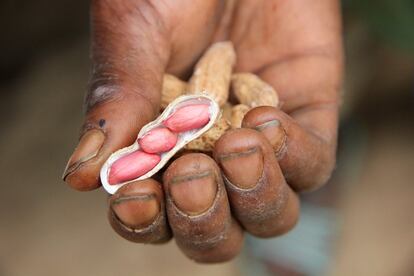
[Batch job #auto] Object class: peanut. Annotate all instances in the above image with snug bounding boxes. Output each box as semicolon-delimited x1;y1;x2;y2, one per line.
185;116;231;151
187;41;236;106
156;45;280;153
231;73;279;108
161;74;187;109
222;102;233;121
108;151;161;185
179;41;236;151
139;127;178;153
164;104;210;132
230;104;250;128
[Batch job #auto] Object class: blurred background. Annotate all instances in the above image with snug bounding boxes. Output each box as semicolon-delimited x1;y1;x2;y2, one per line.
0;1;413;275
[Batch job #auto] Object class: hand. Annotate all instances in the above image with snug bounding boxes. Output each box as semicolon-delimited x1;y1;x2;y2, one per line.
62;0;343;263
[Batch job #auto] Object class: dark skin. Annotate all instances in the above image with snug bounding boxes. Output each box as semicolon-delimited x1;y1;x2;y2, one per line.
63;0;343;263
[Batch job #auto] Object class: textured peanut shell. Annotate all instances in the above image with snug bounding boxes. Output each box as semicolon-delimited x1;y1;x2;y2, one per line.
231;73;279;107
161;74;187;109
230;104;250;129
222;102;233;121
187;41;236;106
185;116;231;152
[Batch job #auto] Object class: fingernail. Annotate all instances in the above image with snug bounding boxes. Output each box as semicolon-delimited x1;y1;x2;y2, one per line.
62;129;105;180
219;147;263;189
111;194;160;229
169;170;217;215
255;120;286;154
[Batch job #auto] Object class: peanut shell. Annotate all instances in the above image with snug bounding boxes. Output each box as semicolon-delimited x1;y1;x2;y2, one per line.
185;116;231;152
161;74;187;109
231;73;279;107
222;102;233;121
101;94;220;194
230;104;250;128
187;41;236;106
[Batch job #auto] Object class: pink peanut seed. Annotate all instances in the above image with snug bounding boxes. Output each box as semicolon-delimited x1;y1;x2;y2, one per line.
108;151;161;185
139;127;178;153
164;104;210;132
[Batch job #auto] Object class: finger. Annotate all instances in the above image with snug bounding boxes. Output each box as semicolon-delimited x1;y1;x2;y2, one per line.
214;128;299;237
230;0;341;192
62;1;170;190
231;0;343;112
163;153;244;263
108;179;171;243
242;106;337;191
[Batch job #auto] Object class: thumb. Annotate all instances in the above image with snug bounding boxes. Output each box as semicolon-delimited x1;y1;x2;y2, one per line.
62;1;169;191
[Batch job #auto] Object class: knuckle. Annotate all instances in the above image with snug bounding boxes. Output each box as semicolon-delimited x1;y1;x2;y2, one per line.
85;82;121;113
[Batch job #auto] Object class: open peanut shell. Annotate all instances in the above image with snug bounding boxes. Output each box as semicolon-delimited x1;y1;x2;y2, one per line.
100;94;220;194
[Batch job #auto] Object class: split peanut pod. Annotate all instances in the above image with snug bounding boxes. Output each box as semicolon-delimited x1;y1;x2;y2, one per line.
101;94;220;194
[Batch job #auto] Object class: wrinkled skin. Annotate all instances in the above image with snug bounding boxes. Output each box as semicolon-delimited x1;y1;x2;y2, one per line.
63;0;343;263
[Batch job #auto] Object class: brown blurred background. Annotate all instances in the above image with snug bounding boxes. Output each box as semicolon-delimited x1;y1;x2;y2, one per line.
1;1;413;276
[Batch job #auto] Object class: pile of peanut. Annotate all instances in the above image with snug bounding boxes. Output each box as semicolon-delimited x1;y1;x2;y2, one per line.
101;41;279;194
161;41;279;151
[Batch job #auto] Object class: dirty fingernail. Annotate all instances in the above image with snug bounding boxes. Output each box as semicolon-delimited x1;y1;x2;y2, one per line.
169;171;217;215
62;129;105;180
219;147;263;189
255;120;286;154
111;194;160;229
